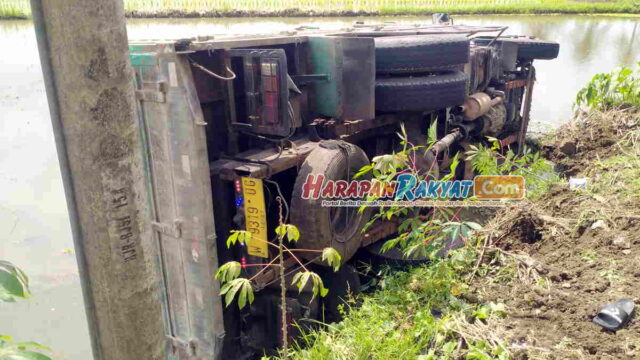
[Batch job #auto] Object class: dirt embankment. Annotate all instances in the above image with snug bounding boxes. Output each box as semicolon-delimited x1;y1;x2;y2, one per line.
477;108;640;359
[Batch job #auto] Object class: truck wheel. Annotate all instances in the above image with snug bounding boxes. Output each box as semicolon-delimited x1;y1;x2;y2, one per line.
375;35;470;74
375;72;468;112
291;141;371;264
514;38;559;60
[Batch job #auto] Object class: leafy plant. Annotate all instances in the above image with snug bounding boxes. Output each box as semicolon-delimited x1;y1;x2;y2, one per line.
575;62;640;110
356;121;483;259
215;196;341;357
276;119;564;359
471;302;507;320
215;222;340;309
0;261;52;360
466;137;558;199
220;278;254;310
0;336;51;360
0;260;30;302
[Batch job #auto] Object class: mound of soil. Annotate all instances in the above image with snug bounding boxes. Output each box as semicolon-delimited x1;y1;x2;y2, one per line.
542;108;638;176
476;109;640;359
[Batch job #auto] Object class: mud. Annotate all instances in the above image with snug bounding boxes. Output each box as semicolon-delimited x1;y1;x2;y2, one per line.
477;109;640;359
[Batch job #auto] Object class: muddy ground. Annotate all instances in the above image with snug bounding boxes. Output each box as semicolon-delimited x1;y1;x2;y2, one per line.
476;108;640;359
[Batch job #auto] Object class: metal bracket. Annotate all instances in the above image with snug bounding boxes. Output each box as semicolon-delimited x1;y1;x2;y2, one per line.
151;219;182;238
136;81;168;103
291;73;329;86
166;336;199;360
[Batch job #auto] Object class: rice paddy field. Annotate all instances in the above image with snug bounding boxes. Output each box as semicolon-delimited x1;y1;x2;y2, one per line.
1;0;639;19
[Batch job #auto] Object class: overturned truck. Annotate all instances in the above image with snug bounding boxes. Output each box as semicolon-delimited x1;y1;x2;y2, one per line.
128;19;559;359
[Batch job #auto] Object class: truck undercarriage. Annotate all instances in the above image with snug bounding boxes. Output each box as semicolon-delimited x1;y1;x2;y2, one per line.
128;19;559;359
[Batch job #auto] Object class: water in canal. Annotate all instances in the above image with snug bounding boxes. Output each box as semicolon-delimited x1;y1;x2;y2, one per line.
0;15;638;359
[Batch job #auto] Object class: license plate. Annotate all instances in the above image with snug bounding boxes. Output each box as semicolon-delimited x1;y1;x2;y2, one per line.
241;177;268;258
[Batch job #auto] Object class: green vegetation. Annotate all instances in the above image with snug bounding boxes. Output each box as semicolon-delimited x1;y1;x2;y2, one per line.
0;260;29;302
1;260;52;360
2;0;640;19
576;62;640;111
277;245;512;360
467;139;558;199
216;199;342;356
269;65;640;360
216;224;341;310
0;0;22;19
586;153;640;201
0;336;52;360
354;122;483;260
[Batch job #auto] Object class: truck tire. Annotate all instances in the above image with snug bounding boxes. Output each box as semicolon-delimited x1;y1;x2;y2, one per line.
291;141;371;264
375;72;468;112
514;38;559;60
375;35;470;74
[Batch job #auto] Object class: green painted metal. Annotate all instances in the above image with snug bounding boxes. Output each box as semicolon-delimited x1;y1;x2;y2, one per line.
308;37;340;118
308;36;375;121
129;52;158;67
131;42;225;359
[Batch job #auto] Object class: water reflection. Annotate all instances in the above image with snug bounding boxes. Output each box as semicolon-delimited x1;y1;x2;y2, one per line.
573;21;601;63
616;22;639;65
0;15;638;360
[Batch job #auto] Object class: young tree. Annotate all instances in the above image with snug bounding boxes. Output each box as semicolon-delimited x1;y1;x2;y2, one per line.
215;196;341;356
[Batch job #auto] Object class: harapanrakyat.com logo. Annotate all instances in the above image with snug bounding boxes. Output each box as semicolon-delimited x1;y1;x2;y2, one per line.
300;174;525;207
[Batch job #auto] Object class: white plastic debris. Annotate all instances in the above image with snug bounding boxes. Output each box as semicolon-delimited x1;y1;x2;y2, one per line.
613;235;630;249
591;220;606;229
569;177;588;189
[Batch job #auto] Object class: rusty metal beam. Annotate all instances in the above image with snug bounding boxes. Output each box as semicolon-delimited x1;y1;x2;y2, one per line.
210;140;320;180
517;66;536;152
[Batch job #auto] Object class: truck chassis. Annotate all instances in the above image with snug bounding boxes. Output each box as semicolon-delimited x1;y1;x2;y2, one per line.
128;19;559;358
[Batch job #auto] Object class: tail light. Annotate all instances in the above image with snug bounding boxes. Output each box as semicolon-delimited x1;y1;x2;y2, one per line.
230;49;292;137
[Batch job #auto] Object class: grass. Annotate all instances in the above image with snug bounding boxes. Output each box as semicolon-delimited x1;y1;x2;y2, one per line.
275;247;514;360
586;153;640;202
0;0;25;19
2;0;640;19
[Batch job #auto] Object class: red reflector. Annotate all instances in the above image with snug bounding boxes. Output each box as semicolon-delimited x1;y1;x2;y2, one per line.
264;92;277;107
264;92;278;124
